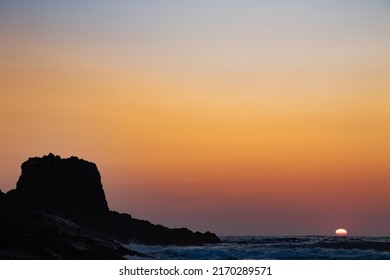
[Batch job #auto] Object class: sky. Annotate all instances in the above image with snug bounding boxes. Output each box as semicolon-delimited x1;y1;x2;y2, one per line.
0;0;389;236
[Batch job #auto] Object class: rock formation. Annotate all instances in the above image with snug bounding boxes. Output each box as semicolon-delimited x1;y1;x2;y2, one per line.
11;153;108;216
0;154;220;259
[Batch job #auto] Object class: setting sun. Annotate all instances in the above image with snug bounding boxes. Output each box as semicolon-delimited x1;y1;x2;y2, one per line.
335;229;348;237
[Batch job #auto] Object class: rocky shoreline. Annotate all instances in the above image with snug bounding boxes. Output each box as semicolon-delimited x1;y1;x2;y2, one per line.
0;154;220;259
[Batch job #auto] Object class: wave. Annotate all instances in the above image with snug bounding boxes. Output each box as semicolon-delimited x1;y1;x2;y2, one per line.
123;236;390;260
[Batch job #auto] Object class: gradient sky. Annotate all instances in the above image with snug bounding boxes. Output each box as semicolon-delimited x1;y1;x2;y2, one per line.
1;0;389;236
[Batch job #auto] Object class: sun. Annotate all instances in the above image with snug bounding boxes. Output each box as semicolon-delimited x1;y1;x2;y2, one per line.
335;228;348;237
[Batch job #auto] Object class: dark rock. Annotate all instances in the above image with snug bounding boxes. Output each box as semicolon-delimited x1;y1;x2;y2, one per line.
0;154;221;259
12;153;109;216
83;212;220;246
0;195;145;259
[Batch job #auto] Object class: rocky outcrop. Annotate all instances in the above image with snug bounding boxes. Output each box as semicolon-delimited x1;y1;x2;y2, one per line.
0;195;145;259
0;154;220;259
11;153;108;216
84;211;221;246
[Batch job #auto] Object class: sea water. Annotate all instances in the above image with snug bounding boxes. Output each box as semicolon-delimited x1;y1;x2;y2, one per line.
124;236;390;260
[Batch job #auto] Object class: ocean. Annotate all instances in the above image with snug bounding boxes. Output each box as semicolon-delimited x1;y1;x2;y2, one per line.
124;236;390;260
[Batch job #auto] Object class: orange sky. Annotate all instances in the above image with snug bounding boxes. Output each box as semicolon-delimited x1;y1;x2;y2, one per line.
1;1;389;235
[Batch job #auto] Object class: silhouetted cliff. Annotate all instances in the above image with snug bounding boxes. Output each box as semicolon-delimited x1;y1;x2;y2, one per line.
11;154;108;216
0;154;220;259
